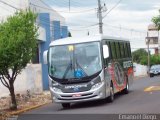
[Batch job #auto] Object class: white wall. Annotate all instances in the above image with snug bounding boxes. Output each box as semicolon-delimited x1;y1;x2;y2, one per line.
37;26;46;41
133;63;148;76
0;64;43;97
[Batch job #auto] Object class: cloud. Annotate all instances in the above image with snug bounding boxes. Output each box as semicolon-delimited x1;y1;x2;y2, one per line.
116;0;160;11
103;8;159;30
50;0;160;48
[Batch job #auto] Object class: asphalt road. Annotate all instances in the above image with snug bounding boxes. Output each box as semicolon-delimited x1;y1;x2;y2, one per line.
18;76;160;120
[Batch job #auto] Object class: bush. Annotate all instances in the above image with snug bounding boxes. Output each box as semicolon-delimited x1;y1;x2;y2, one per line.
140;55;160;66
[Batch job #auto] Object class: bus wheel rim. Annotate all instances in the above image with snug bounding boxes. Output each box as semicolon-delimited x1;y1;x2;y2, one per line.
126;82;129;90
110;87;114;99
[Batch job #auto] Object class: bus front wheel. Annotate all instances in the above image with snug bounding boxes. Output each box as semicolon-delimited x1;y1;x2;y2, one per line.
62;103;70;109
107;83;114;102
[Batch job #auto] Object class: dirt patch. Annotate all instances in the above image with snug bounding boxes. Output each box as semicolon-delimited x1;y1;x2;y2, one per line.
0;91;52;120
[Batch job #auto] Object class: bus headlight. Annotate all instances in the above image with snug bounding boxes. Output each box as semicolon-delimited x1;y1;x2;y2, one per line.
53;87;62;93
51;81;62;93
51;80;59;87
91;82;102;90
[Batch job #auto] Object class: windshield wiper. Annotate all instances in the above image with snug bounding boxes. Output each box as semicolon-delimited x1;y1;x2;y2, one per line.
62;58;72;79
75;58;88;77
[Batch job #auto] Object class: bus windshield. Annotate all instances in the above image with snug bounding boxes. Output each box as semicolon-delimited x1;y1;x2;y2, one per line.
48;42;102;79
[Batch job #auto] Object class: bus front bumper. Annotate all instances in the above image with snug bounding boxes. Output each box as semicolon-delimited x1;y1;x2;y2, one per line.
50;82;106;103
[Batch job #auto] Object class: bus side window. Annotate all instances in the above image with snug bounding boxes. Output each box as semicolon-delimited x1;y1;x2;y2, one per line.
120;42;124;58
103;41;112;65
115;42;120;59
126;43;130;58
128;43;132;57
124;43;129;58
111;42;117;59
102;40;108;67
107;41;112;59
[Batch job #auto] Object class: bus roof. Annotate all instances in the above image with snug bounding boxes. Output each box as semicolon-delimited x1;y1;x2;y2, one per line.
50;34;129;46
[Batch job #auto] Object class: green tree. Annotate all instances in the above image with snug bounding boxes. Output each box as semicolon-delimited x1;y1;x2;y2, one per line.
152;9;160;30
140;56;148;65
132;49;148;63
141;55;160;66
0;10;38;110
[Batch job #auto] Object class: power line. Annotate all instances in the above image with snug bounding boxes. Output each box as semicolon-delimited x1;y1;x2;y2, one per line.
0;0;19;10
35;1;95;13
103;0;122;19
68;23;147;34
39;17;99;29
103;23;146;33
49;0;89;8
0;0;147;38
69;23;99;29
47;0;73;7
0;3;14;13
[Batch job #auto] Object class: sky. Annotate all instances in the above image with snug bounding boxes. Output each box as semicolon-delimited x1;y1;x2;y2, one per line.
45;0;160;51
0;0;159;51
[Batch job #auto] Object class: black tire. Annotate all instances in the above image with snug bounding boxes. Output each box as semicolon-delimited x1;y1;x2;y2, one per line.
62;103;70;109
123;79;129;94
150;74;154;78
107;83;114;103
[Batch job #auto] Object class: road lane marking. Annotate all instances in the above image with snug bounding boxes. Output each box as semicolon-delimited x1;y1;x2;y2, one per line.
144;86;160;92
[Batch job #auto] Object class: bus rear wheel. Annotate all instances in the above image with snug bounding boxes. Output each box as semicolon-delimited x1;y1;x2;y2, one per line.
123;80;129;94
107;84;114;102
62;103;70;109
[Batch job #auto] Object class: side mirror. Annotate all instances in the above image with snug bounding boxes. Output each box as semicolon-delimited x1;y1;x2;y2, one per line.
43;50;48;64
103;45;109;59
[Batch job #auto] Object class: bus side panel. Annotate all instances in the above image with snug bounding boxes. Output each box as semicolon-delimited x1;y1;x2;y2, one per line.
108;61;124;93
125;61;134;87
108;59;133;93
103;39;133;94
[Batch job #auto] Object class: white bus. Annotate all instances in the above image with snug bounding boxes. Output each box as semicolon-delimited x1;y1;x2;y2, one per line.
43;35;133;108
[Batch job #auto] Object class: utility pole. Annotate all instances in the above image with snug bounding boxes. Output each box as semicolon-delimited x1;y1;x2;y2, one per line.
158;29;160;54
97;0;103;34
158;11;160;54
69;0;70;11
147;32;150;76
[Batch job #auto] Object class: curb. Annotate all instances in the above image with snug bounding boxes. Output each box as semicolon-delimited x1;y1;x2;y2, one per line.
9;102;51;115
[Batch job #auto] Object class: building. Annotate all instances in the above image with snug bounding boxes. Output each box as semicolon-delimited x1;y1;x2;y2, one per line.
146;24;159;55
0;0;68;96
28;0;68;90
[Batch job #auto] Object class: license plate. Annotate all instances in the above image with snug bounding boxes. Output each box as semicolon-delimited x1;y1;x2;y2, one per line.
72;94;81;97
